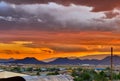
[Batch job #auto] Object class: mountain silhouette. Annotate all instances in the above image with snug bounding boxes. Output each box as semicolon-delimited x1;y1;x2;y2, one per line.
9;57;45;64
48;55;120;65
1;55;120;65
0;58;15;63
99;55;120;65
48;58;81;65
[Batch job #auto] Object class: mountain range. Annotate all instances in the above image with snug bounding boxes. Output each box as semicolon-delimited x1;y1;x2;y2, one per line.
8;57;45;64
0;55;120;65
43;54;111;62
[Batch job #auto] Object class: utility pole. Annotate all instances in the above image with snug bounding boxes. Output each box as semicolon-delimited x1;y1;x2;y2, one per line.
110;47;113;81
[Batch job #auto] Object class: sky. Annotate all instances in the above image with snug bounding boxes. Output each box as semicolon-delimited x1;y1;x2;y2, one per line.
0;0;120;60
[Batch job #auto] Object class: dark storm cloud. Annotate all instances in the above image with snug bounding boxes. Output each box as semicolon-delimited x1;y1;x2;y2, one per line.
1;0;120;11
0;1;120;32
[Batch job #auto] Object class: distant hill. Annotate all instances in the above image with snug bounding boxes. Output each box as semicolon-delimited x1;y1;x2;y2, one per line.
79;54;110;60
1;55;120;65
43;54;110;62
48;58;81;65
0;58;15;63
99;55;120;65
9;57;46;64
48;55;120;65
48;58;99;65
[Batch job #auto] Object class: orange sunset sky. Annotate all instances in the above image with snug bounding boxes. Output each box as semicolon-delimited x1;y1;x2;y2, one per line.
0;0;120;60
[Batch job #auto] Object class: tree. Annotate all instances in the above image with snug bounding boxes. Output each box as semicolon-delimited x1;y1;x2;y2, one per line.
117;73;120;79
94;71;108;81
81;72;91;81
26;67;33;72
72;70;78;77
74;77;83;81
11;67;21;73
47;71;59;75
36;71;40;76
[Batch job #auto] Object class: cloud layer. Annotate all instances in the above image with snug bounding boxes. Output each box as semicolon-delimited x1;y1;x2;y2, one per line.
0;1;120;32
1;0;120;12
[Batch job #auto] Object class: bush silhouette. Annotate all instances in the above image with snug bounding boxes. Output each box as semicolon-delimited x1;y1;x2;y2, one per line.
0;76;26;81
